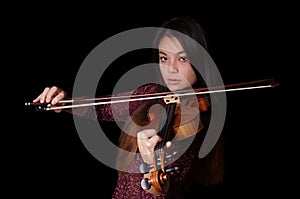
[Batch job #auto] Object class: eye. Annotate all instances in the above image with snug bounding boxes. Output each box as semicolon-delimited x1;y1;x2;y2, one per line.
159;56;167;62
180;56;189;62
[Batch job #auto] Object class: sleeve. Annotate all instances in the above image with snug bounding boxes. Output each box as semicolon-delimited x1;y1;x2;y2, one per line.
86;84;158;122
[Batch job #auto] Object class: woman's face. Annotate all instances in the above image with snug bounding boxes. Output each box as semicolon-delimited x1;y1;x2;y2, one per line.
158;35;197;91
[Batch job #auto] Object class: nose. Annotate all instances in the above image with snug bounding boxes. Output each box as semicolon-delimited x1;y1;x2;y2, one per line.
167;60;179;73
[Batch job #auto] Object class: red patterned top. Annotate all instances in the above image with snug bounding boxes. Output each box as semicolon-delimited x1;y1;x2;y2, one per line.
111;136;204;199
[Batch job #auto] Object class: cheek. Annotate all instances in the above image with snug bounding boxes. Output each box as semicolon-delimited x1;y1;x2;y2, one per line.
159;65;167;78
182;67;197;85
189;71;197;85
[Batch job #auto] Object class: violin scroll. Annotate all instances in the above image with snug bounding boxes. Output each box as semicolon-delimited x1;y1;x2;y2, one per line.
140;149;182;194
141;169;169;193
141;165;182;193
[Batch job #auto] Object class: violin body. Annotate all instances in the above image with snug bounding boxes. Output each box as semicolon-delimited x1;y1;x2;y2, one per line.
146;95;209;140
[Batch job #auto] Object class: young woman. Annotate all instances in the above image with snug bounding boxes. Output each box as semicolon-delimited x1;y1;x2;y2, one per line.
32;16;224;199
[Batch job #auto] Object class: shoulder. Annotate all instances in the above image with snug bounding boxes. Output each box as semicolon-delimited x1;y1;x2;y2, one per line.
132;83;159;95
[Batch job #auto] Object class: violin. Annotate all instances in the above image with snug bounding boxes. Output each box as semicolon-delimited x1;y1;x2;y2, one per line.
138;94;207;194
136;78;279;194
25;78;279;194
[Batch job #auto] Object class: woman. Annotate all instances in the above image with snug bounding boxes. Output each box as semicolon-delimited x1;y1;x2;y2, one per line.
32;16;224;198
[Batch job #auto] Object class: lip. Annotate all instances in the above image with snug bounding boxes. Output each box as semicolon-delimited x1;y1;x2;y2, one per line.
167;79;181;85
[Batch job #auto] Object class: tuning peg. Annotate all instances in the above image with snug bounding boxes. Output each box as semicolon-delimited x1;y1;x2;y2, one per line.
141;177;151;190
139;151;179;174
139;162;151;174
165;166;182;174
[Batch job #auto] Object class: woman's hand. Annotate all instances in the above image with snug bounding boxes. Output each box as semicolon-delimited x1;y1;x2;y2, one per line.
137;129;161;164
137;129;171;164
33;86;68;113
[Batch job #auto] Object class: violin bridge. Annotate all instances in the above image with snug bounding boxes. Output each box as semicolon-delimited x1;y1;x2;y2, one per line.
163;95;180;104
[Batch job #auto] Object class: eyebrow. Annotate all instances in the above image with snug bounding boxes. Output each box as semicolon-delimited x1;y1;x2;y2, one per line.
159;50;186;56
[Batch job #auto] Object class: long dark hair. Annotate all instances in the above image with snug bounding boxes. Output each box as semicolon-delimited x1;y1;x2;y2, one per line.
152;17;224;185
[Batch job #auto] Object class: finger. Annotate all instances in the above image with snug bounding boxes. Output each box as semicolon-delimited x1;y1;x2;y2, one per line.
51;91;67;105
45;86;59;103
146;135;161;149
33;87;50;103
137;129;155;150
165;141;172;149
137;129;156;140
137;129;157;153
45;86;62;104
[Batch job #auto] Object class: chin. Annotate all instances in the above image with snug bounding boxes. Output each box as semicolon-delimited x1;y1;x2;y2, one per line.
167;85;182;92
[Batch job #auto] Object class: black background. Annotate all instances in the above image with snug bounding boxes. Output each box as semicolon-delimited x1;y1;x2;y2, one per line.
13;4;296;198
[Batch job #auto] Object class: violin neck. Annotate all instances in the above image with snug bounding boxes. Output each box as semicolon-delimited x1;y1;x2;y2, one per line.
155;103;177;150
